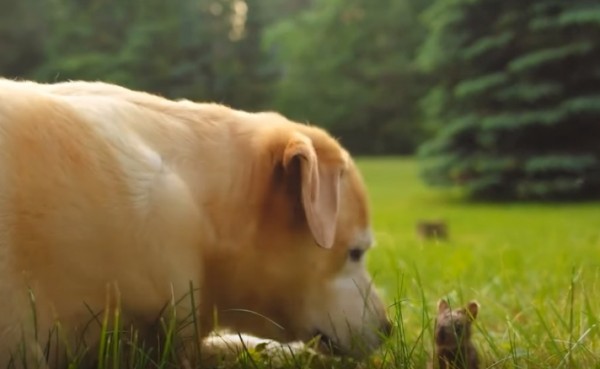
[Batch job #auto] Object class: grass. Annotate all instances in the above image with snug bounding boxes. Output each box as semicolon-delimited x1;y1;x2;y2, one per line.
358;157;600;368
8;157;600;369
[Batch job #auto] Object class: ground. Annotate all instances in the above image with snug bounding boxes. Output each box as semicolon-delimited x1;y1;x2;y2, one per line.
16;157;599;369
360;157;600;368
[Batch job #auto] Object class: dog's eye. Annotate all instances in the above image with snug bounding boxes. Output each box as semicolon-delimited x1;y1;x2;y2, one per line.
348;248;364;262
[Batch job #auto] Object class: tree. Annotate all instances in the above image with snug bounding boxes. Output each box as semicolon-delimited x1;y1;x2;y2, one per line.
17;0;274;112
0;0;47;78
265;0;432;155
417;0;600;200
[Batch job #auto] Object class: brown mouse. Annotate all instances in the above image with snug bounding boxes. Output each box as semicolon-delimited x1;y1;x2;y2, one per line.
430;299;479;369
416;220;448;240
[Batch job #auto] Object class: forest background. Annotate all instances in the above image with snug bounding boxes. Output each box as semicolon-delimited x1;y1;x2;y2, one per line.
2;0;599;200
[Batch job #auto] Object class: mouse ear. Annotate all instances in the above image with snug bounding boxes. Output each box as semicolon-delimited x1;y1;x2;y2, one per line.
437;299;450;314
466;300;479;320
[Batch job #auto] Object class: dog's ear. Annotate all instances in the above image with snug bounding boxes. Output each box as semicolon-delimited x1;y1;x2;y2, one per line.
283;133;340;249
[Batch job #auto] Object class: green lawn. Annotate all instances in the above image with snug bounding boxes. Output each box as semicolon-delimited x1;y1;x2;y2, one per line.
358;157;600;368
16;158;598;369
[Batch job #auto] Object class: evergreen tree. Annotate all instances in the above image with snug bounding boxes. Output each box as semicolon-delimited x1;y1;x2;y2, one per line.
26;0;274;112
0;0;47;78
266;0;432;154
418;0;600;200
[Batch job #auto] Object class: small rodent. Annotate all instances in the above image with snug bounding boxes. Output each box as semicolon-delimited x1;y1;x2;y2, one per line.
416;220;448;240
430;299;480;369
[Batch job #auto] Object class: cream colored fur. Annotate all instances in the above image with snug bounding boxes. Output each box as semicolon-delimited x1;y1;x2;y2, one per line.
0;78;390;368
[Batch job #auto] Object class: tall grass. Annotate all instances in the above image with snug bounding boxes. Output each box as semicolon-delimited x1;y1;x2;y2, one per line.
5;158;599;369
359;157;600;368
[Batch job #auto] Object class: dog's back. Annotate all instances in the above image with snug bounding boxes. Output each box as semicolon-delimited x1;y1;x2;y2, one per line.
0;80;208;367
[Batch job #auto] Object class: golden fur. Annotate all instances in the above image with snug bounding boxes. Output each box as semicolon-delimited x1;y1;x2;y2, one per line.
0;79;391;368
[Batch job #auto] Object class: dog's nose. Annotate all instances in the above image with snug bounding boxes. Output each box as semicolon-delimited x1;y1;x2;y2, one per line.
380;319;393;337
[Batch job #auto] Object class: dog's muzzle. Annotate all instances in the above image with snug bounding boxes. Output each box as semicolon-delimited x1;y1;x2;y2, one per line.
311;330;346;356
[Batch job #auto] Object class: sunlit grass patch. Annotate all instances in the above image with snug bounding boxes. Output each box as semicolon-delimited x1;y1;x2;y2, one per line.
5;157;599;369
359;157;600;368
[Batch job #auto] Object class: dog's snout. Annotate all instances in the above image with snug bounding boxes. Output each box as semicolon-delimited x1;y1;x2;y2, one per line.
380;319;393;337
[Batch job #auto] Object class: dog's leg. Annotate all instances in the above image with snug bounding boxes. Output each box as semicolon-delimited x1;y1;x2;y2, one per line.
0;330;51;369
0;288;51;369
194;332;318;368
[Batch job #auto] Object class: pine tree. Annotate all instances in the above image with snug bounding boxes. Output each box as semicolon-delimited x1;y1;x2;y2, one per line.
0;0;48;78
417;0;600;200
265;0;433;154
29;0;275;112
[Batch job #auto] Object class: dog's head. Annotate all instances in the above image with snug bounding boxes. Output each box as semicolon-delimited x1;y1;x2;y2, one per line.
207;115;391;358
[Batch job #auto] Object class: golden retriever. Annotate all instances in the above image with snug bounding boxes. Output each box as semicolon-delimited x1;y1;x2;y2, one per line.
0;78;391;368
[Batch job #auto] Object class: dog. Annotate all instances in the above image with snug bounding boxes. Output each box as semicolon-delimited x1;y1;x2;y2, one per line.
0;78;392;368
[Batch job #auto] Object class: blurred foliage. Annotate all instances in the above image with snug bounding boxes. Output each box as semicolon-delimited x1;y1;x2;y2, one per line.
417;0;600;200
1;0;599;199
0;0;431;155
1;0;279;110
264;0;433;154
